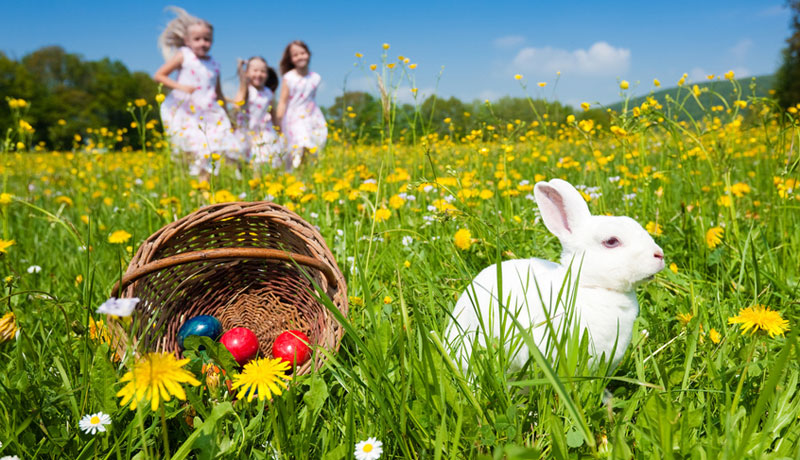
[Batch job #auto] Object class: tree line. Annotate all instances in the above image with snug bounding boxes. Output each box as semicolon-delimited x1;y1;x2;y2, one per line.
1;46;159;150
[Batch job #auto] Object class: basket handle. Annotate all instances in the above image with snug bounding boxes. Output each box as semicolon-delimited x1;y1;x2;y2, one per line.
110;247;338;297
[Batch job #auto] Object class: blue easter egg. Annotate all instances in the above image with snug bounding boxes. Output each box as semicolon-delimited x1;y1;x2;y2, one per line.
177;315;222;349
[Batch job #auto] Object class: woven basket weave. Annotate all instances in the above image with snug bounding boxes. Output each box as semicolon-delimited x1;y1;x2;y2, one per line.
110;201;347;376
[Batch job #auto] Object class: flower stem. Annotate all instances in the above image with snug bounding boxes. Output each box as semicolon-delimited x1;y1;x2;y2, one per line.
160;404;171;458
730;338;756;414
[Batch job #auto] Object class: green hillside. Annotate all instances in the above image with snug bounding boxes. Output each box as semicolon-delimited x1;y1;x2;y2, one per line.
606;74;775;120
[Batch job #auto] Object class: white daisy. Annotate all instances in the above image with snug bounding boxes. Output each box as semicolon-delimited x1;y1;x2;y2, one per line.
95;297;140;317
354;437;383;460
26;265;41;274
79;412;111;435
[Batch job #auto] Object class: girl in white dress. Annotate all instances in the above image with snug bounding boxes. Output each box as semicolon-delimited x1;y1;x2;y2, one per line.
154;7;240;178
233;57;283;169
276;40;328;171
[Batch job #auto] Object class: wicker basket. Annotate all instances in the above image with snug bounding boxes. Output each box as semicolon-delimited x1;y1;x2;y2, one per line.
109;201;347;376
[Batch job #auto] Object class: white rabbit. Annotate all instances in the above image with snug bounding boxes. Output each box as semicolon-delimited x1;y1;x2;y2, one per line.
445;178;664;372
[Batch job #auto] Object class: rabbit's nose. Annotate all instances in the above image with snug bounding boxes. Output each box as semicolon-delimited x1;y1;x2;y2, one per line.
654;250;664;260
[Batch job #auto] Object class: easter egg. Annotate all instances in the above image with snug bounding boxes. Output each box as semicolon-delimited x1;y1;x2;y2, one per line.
177;315;222;349
272;330;311;368
220;327;260;365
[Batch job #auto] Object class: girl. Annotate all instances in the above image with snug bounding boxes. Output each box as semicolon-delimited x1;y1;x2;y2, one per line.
154;7;240;178
233;57;282;169
275;40;327;171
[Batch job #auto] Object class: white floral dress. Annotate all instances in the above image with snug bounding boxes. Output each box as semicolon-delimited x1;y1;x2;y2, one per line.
280;69;327;170
160;47;241;175
234;85;282;168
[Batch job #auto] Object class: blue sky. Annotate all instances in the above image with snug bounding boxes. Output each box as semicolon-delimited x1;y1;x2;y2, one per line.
0;1;791;108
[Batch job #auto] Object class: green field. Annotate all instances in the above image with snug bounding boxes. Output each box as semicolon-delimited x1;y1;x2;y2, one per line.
0;74;798;459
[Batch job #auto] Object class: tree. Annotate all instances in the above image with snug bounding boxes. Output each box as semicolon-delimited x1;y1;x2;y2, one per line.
0;46;159;150
775;1;800;108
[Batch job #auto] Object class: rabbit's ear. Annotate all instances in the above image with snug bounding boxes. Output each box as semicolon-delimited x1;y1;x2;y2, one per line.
534;179;591;240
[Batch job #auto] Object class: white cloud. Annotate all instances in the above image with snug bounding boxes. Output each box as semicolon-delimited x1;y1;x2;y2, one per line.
689;67;711;83
729;38;753;61
512;41;630;77
493;35;525;49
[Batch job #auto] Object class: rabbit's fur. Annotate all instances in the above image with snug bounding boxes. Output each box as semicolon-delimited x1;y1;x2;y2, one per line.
446;178;664;371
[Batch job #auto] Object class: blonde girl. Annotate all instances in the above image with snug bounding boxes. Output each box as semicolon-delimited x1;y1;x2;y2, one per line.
154;7;240;178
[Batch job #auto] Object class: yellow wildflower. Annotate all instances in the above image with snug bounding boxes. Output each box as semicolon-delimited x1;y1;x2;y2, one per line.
108;230;132;244
728;305;789;338
117;352;200;411
454;228;472;250
0;239;15;253
373;208;391;222
705;227;724;249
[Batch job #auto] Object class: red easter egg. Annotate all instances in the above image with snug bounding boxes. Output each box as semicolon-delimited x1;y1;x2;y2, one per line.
272;330;311;367
220;327;259;365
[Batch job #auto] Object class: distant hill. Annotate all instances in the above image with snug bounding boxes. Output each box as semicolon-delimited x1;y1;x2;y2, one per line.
606;75;775;120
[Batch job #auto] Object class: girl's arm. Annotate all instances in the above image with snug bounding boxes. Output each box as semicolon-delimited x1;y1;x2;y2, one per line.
275;81;289;127
153;52;195;93
233;59;248;105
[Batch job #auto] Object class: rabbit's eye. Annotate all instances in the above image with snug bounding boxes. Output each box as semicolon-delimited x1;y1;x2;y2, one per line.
602;237;621;248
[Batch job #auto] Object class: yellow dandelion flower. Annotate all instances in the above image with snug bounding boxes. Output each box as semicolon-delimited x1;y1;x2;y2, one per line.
645;221;663;236
134;98;147;107
231;357;291;402
581;102;591;111
669;262;678;274
0;312;18;343
677;312;694;326
373;208;391;222
620;80;629;90
653;78;661;87
514;74;523;80
116;352;201;411
728;305;789;338
409;63;417;69
383;296;392;304
108;230;132;244
0;239;15;253
709;328;721;344
155;93;166;104
0;193;12;204
454;228;472;250
212;190;237;203
537;82;547;88
388;194;405;209
705;227;724;249
355;52;363;58
382;43;390;50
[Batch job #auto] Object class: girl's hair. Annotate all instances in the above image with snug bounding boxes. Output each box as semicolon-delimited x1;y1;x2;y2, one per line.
158;6;214;60
246;56;279;92
279;40;311;75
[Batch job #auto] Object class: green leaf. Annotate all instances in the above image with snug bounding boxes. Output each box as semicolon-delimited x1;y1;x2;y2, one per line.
565;426;584;448
303;375;329;413
89;343;117;414
321;443;348;460
183;335;239;374
170;401;236;460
